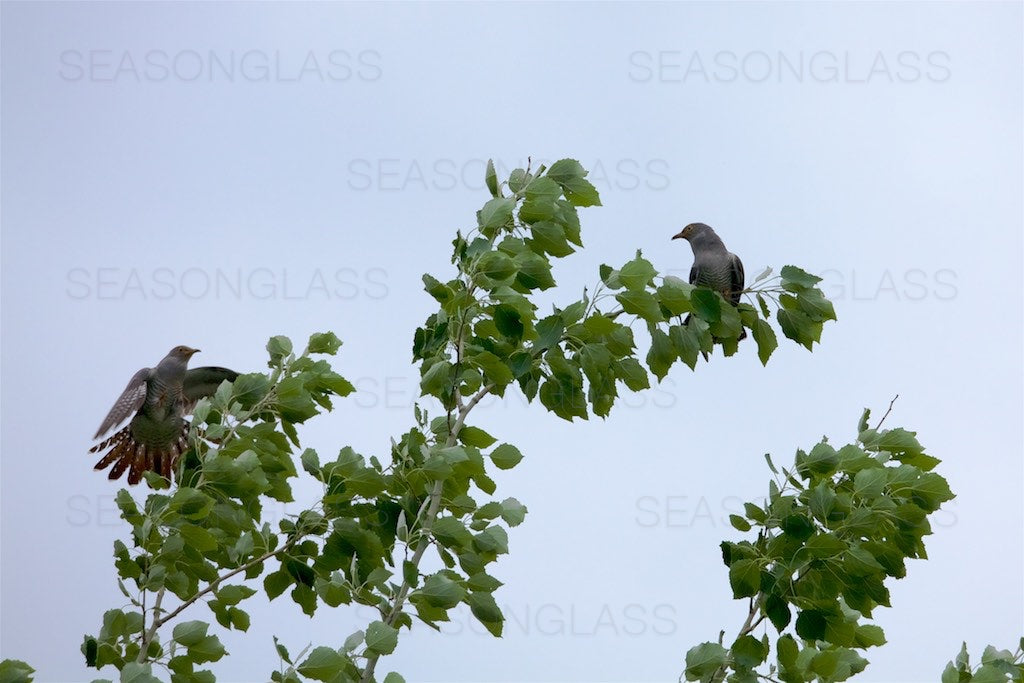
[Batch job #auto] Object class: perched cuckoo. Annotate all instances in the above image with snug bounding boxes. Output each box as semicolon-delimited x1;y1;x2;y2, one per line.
672;222;746;356
90;346;239;484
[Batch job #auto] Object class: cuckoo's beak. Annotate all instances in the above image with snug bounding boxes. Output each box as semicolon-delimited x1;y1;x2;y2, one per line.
671;230;686;240
186;347;200;357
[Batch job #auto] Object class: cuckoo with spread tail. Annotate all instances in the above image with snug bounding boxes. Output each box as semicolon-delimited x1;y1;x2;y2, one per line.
91;346;238;484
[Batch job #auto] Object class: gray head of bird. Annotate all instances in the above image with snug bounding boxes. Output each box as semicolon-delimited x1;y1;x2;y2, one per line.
672;222;713;242
163;345;200;367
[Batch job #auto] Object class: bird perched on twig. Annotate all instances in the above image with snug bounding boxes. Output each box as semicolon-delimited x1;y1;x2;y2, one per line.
90;346;238;484
673;222;746;358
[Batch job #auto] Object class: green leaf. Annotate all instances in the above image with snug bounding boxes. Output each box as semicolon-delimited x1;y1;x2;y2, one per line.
187;635;226;664
524;175;561;203
728;559;761;598
494;304;525;341
477;250;517;281
485;159;499;197
853;624;887;648
307;332;342;355
419;573;466;609
383;674;406;683
795;610;827;640
297;647;347;681
690;289;722;322
172;621;209;647
619;253;657;291
432;517;474;548
267;335;293;362
780;265;822;289
616;290;664;323
612;358;649;391
539;376;587;421
499;497;527;526
751;319;778;366
489;444;523;470
804;533;847;559
507;168;529;193
669;323;702;370
600;264;623;289
216;585;256;606
546;158;601;206
420;360;453;397
972;664;1008;683
777;308;822;350
731;635;769;668
458;425;497;448
656;279;694;315
853;468;888;499
264;569;293;600
119;662;161;683
228;607;250;632
169;488;214;521
473;525;509;554
684;642;728;681
529;221;574;257
729;514;752;532
0;660;35;683
467;592;504;636
343;630;364;653
794;287;837;322
300;448;321;478
535;315;565;349
765;593;791;630
470;351;514;389
422;274;451;304
477;198;515;231
646;328;675;381
777;634;800;670
365;621;399;655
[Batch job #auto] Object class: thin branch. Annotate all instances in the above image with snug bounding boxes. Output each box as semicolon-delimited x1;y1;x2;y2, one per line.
359;385;492;683
136;587;165;662
736;592;764;638
874;394;899;430
143;533;303;644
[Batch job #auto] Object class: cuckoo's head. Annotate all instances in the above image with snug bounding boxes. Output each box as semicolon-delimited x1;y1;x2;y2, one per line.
672;222;712;242
168;345;200;360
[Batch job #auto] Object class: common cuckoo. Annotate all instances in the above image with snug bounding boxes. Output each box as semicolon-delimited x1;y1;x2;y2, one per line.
90;346;239;484
672;222;746;357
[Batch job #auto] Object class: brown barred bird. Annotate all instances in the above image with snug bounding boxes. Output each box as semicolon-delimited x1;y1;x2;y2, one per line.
90;346;238;484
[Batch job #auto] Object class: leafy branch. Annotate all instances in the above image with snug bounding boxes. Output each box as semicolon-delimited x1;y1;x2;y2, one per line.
683;407;955;683
943;641;1024;682
64;158;840;683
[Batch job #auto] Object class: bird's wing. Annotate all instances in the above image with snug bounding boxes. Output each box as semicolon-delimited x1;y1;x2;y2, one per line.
182;366;240;411
689;262;702;285
94;368;151;438
728;252;745;305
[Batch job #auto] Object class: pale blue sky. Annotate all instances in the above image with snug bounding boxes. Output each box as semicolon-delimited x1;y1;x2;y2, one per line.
2;2;1021;682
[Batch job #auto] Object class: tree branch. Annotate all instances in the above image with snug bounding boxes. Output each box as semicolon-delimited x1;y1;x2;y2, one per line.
874;394;899;430
141;533;303;650
135;587;165;663
359;383;492;683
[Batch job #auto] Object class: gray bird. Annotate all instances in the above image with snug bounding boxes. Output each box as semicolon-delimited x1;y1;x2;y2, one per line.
672;223;746;356
90;346;239;484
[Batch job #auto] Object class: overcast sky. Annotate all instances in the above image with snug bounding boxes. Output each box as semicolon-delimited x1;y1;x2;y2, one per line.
1;2;1021;682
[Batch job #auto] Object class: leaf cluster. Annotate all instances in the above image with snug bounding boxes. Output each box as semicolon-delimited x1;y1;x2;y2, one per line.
685;409;955;683
943;642;1024;683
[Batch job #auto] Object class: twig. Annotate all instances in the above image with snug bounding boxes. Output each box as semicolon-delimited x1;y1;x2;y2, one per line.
874;394;899;430
359;384;492;683
139;533;303;653
136;587;165;662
